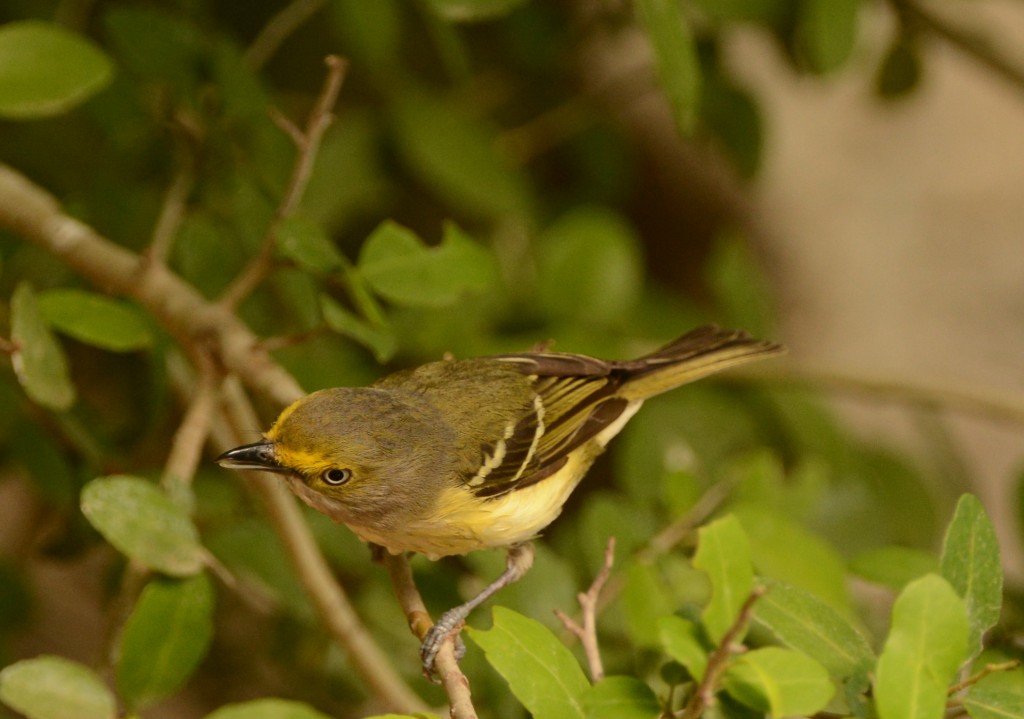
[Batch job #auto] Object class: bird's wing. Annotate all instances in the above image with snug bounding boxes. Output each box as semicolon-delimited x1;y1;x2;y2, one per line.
461;353;630;499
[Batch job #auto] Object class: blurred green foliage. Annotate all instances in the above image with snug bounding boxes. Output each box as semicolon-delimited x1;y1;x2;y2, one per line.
0;1;1021;718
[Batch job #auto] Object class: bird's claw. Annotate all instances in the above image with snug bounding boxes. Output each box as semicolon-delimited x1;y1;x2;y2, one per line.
420;617;467;680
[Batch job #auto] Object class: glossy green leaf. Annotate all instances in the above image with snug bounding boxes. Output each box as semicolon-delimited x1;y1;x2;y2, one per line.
658;615;708;681
693;514;754;644
276;216;345;274
752;580;874;679
319;294;397;362
963;685;1024;719
358;221;495;307
850;545;939;590
117;574;214;709
941;494;1003;659
466;607;589;719
423;0;529;22
0;656;116;719
722;647;833;718
81;475;204;576
875;574;970;719
37;288;152;352
10;282;75;410
797;0;862;74
0;21;113;118
390;90;530;218
204;698;334;719
535;206;643;326
636;0;701;136
583;676;660;719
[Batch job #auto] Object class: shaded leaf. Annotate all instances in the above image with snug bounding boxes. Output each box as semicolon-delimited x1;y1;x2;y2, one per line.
0;656;116;719
358;221;495;307
466;607;589;719
796;0;862;74
876;33;923;99
849;545;939;590
583;676;660;719
117;574;215;709
0;21;113;118
80;475;204;576
693;514;754;644
941;494;1003;659
204;698;334;719
10;282;75;410
964;685;1024;719
874;574;970;719
722;647;833;719
319;294;397;363
636;0;701;136
276;216;345;274
752;580;873;680
658;615;708;681
38;288;152;352
622;562;675;647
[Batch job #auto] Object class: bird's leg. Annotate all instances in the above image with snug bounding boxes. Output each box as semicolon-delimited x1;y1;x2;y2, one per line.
421;542;536;676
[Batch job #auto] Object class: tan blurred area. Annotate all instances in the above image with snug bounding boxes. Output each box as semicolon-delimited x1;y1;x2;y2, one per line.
736;2;1024;579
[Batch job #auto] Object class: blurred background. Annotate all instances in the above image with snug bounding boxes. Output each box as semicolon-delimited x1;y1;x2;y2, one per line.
0;0;1022;717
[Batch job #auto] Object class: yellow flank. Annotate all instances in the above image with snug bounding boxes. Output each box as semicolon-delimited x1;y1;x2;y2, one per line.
355;445;599;560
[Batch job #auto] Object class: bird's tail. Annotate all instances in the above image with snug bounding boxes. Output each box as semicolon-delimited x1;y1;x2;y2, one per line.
616;325;784;401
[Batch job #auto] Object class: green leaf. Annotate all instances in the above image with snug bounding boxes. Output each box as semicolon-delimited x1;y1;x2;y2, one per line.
0;21;113;119
622;562;675;647
693;514;754;644
941;494;1003;659
390;89;530;218
0;656;116;719
37;288;152;352
466;607;589;719
204;698;334;719
963;685;1024;719
276;216;346;274
330;0;402;74
80;475;205;576
103;6;203;89
535;206;643;326
583;676;660;719
358;221;495;307
423;0;529;22
874;574;970;719
752;580;874;679
796;0;862;74
364;715;445;719
10;282;75;410
876;34;922;99
705;230;776;339
658;615;708;681
722;647;834;718
636;0;701;136
319;295;397;362
117;574;214;709
849;545;940;590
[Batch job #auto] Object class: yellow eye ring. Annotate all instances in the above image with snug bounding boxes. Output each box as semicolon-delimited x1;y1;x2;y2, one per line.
321;468;352;486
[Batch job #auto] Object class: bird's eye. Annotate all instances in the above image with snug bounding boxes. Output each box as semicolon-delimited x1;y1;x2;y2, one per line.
321;468;352;486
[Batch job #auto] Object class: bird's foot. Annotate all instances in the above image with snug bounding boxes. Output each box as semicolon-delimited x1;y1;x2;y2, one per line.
420;610;468;680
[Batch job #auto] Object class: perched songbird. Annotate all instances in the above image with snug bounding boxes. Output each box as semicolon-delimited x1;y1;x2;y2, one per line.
218;325;783;673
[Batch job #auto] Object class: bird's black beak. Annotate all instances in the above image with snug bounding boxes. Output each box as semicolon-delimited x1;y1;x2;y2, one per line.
216;441;287;473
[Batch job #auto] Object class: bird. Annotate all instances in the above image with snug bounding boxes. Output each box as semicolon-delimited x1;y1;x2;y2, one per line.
217;324;784;674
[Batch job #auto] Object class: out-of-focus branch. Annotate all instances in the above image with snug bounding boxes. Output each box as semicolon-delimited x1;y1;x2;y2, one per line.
219;55;347;310
382;552;478;719
554;536;616;683
244;0;327;70
892;0;1024;97
160;349;220;509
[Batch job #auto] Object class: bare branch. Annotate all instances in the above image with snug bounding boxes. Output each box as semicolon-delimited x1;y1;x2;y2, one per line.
219;55;348;310
382;552;479;719
145;117;198;265
555;536;616;682
948;659;1021;697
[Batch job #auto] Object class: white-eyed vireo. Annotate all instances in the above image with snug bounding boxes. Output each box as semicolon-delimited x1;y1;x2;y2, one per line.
218;325;783;673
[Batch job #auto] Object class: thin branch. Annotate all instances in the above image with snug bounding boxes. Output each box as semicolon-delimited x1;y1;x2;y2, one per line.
219;378;429;714
145;120;197;265
219;55;347;310
947;659;1021;696
245;0;327;70
892;0;1024;97
382;552;479;719
679;586;766;719
554;536;616;683
753;363;1024;427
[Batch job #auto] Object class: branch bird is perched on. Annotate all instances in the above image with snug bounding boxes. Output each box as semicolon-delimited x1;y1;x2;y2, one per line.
218;325;784;674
